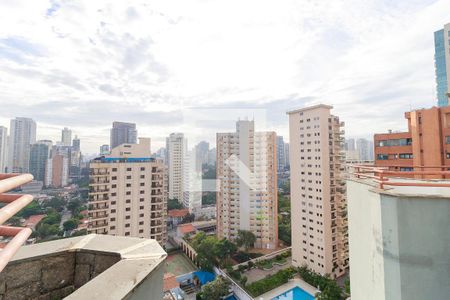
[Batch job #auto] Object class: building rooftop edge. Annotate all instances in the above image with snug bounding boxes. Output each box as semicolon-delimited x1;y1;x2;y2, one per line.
286;104;333;115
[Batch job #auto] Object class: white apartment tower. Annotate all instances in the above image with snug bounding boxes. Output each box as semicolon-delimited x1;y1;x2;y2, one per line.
0;126;7;173
166;133;187;203
287;105;348;278
217;120;278;249
88;138;167;245
8;117;36;173
61;127;72;146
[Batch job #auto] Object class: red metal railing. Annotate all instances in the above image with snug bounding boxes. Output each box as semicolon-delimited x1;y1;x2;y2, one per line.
0;173;34;272
347;165;450;189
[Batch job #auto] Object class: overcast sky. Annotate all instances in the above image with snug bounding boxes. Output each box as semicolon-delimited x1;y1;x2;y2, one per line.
0;0;448;154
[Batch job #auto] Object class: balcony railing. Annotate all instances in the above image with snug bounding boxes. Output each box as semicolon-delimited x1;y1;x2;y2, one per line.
347;165;450;189
0;173;34;272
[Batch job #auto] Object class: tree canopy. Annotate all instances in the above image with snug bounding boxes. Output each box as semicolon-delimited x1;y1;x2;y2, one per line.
199;276;230;300
235;230;256;251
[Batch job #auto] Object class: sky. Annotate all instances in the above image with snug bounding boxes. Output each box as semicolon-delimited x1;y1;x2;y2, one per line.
0;0;448;154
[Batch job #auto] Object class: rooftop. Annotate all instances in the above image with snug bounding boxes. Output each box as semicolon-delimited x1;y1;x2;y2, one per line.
168;209;189;218
347;165;450;198
286;104;333;114
1;234;167;299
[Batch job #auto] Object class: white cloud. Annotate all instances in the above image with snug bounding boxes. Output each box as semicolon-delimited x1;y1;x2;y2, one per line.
0;0;448;153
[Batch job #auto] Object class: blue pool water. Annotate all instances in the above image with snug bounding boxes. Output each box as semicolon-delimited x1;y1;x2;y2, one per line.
224;295;238;300
271;286;315;300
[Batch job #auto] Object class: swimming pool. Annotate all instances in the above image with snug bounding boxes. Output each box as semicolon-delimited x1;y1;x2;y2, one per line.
271;286;315;300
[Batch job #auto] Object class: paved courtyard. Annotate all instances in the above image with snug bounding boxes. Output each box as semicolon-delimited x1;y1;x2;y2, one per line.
245;257;293;284
165;252;197;276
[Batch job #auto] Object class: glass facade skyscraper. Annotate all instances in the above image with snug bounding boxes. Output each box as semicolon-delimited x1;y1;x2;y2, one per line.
434;24;450;107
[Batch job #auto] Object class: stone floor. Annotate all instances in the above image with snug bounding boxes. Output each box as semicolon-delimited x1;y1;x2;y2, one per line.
244;258;292;284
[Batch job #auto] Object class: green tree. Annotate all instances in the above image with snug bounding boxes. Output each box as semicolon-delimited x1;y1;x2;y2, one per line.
8;216;22;226
41;209;61;226
214;238;237;267
67;199;82;214
36;223;60;239
16;200;42;218
344;278;350;295
200;276;230;300
235;230;256;251
63;218;79;231
71;229;88;237
45;197;66;212
196;236;219;271
168;198;183;210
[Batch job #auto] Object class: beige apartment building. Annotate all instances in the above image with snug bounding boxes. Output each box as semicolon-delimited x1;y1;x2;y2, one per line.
88;138;167;245
287;104;348;278
216;120;278;249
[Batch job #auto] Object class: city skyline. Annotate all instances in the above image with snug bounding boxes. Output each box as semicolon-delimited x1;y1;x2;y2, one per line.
1;1;449;153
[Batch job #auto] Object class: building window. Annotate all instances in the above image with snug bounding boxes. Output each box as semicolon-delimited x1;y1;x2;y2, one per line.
399;153;413;159
125;215;130;219
126;183;131;187
126;208;130;211
127;168;132;171
139;221;144;225
126;191;131;195
112;176;117;180
447;153;450;159
110;218;115;222
140;167;145;171
377;154;388;160
446;136;450;144
125;224;130;228
139;229;144;233
140;175;145;179
110;226;115;230
126;199;131;203
400;167;414;171
125;232;130;236
126;176;131;179
112;168;117;172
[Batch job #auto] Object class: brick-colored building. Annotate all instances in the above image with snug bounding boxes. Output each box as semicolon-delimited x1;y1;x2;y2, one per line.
374;106;450;172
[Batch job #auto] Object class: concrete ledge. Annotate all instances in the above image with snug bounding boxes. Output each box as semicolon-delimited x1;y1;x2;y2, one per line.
1;234;167;300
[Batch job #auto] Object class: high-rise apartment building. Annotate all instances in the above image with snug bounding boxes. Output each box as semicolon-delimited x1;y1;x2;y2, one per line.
72;135;80;151
195;141;209;172
100;144;110;155
276;136;286;172
216;120;278;249
88;138;167;245
61;127;72;146
166;133;187;203
356;138;374;161
374;106;450;172
287;104;348;278
434;23;450;107
45;154;69;188
110;122;137;149
0;126;7;173
8;117;36;173
30;141;51;182
284;143;290;170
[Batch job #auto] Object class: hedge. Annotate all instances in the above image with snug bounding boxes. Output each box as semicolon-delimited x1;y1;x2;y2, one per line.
245;268;296;297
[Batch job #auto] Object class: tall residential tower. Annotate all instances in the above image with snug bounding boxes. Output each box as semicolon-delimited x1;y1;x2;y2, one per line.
110;122;137;149
0;126;7;173
287;105;348;278
216;120;278;249
88;138;167;245
434;23;450;107
8;117;36;173
166;133;187;203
